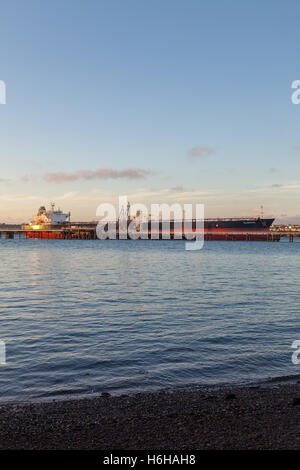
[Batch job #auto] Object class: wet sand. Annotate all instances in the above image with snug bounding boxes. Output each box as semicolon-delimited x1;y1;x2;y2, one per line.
1;384;300;450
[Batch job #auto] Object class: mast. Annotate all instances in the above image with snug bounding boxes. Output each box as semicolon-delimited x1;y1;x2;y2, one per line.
260;205;264;219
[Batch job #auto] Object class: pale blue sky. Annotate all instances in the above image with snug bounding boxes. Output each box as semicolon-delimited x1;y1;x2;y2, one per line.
1;0;300;222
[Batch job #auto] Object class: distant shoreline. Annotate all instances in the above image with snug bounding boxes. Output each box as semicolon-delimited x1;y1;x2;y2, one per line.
1;383;300;449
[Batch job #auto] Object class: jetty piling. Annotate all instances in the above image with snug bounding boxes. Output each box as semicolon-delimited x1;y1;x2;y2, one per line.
0;226;299;242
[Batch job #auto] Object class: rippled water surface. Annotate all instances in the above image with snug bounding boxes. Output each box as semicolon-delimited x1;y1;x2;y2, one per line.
1;238;300;402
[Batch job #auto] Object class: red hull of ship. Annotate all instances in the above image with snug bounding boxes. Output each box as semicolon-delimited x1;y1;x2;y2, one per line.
23;226;275;241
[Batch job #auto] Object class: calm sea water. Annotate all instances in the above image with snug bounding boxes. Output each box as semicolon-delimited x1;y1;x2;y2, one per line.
1;238;300;402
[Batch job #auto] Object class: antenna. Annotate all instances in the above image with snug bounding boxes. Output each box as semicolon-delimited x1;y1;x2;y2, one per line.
260;205;264;219
127;201;131;220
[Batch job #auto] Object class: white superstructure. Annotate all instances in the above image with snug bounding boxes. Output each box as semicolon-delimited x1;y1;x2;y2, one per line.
31;203;70;226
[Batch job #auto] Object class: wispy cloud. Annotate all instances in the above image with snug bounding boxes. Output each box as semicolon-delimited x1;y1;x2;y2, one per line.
274;183;300;192
170;186;186;192
187;146;214;159
0;194;41;201
21;175;31;182
245;182;300;194
43;168;154;183
56;191;79;200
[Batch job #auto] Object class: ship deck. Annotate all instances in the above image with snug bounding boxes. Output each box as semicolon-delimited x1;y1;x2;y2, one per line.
0;226;293;241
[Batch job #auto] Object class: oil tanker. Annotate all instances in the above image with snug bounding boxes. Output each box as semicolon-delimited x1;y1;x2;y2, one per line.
22;204;275;240
22;203;71;230
122;217;275;239
201;217;274;232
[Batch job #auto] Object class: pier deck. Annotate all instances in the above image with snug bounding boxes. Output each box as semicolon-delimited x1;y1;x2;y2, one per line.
0;226;295;241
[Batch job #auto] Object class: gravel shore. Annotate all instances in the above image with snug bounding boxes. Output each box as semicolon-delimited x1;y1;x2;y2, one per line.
1;384;300;450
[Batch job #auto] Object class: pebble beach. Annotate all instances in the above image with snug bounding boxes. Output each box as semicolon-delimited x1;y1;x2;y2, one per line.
1;383;300;450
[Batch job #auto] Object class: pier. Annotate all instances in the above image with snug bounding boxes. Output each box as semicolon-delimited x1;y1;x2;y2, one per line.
0;227;98;240
0;225;296;241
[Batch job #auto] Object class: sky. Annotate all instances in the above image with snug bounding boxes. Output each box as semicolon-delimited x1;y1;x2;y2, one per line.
1;0;300;223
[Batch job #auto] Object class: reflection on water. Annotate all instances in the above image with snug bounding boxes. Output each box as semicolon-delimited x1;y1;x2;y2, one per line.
0;238;299;402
